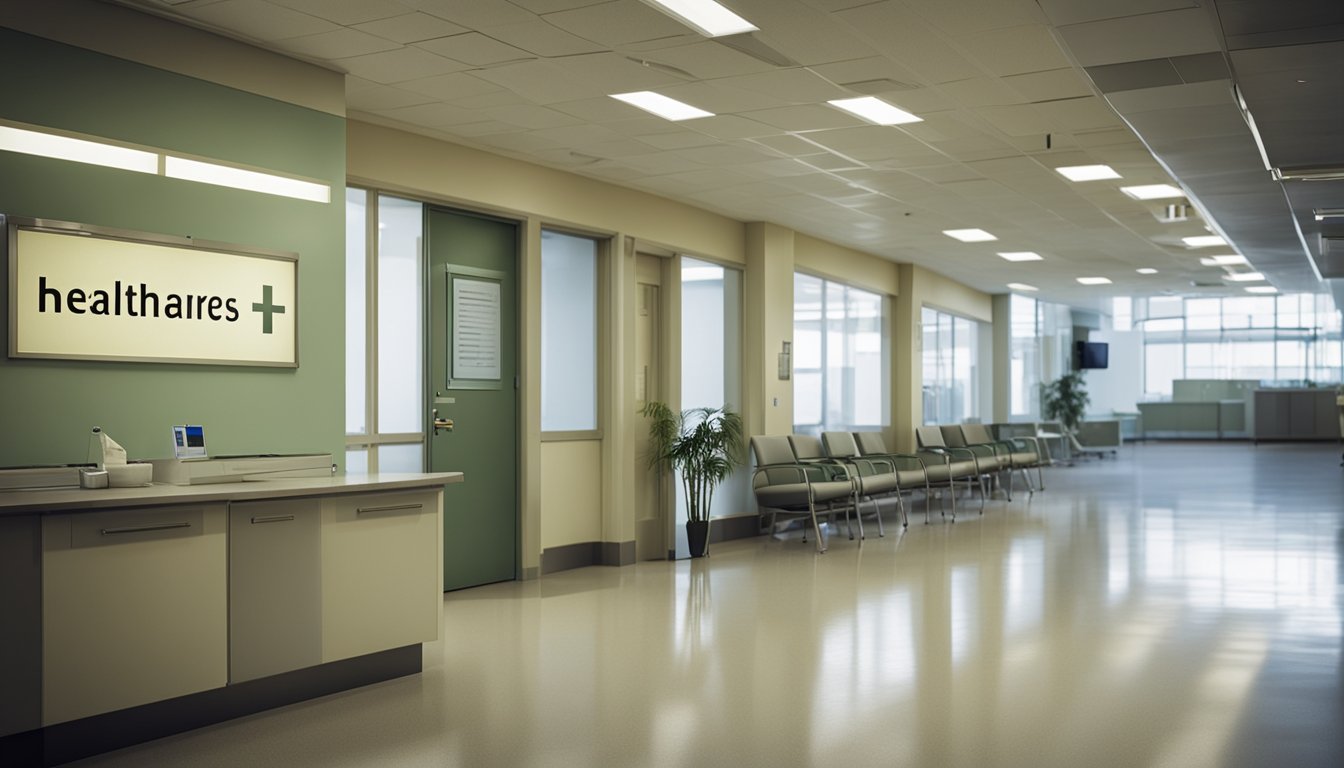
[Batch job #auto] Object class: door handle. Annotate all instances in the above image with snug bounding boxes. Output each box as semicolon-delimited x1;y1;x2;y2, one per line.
433;408;454;435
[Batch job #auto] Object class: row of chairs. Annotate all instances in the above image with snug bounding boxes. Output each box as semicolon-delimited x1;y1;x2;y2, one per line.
749;426;1048;554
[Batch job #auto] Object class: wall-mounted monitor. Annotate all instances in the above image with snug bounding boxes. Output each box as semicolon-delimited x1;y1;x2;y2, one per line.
1076;341;1109;370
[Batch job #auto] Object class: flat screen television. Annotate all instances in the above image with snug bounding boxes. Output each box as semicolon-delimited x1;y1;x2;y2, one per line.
1076;341;1109;369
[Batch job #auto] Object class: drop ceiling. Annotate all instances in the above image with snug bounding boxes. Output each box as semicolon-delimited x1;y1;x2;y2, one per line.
105;0;1343;311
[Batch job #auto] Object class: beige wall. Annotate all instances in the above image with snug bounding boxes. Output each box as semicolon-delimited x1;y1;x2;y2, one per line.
794;233;900;298
539;441;603;549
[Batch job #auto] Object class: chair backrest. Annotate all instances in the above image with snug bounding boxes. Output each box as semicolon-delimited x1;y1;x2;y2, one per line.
854;432;888;456
822;431;860;459
939;424;968;447
751;435;796;467
962;423;994;444
788;434;826;461
915;426;946;449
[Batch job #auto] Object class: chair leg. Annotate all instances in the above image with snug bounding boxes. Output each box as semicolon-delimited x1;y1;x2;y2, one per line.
807;500;827;553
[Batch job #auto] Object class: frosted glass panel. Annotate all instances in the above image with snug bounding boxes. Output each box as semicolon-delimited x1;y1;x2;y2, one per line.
377;196;424;434
344;447;367;475
541;231;598;431
794;273;884;431
379;443;424;473
345;188;367;436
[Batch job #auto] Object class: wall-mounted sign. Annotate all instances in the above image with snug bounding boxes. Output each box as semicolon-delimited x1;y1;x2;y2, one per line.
451;276;501;381
6;217;297;367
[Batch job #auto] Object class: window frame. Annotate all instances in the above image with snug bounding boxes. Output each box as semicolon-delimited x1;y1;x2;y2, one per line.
539;226;609;443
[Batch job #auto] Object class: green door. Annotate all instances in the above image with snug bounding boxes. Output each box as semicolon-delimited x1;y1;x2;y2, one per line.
427;208;518;591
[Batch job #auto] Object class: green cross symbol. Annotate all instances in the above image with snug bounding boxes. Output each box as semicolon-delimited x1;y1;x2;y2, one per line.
251;284;286;335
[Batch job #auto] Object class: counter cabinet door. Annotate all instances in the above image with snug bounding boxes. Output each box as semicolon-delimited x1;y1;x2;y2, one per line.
229;499;322;683
320;489;442;663
42;504;228;726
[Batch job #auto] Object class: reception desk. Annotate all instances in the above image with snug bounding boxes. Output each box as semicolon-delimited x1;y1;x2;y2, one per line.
0;472;461;766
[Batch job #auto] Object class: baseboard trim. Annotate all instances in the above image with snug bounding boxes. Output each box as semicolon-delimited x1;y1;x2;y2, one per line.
0;645;421;767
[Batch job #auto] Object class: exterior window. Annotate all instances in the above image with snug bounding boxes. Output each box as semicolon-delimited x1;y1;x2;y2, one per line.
922;307;978;424
793;273;887;432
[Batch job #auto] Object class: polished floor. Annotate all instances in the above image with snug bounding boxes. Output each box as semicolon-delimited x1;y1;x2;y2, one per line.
77;442;1343;767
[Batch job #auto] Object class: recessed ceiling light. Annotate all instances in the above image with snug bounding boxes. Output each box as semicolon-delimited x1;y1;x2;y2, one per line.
827;96;922;125
943;228;996;242
997;251;1043;262
1136;268;1158;274
610;91;713;121
0;123;158;174
640;0;757;37
1006;282;1038;292
1183;235;1227;248
1076;276;1112;285
1120;184;1184;200
1056;164;1121;182
1199;254;1248;266
1245;286;1278;294
1224;271;1266;282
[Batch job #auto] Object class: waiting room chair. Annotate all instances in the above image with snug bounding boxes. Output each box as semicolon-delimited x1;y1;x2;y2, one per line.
914;426;986;517
788;434;878;540
852;432;947;524
940;424;1010;499
821;431;906;532
750;435;856;554
962;422;1044;496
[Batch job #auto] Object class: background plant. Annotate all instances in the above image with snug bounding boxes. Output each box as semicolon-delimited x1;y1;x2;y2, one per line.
1042;370;1090;434
641;402;743;523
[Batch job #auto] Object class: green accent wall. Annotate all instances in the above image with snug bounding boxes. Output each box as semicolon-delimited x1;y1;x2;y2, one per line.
0;27;346;466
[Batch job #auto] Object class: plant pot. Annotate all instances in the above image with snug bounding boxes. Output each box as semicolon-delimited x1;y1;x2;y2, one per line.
686;519;710;558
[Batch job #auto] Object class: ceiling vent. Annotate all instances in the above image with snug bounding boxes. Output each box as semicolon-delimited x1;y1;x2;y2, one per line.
1157;203;1190;223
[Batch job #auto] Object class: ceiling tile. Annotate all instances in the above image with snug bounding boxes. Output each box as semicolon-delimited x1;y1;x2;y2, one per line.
547;52;685;95
345;82;435;111
904;0;1044;34
634;131;721;150
810;56;926;92
374;101;494;129
630;41;778;80
178;0;339;42
735;0;877;66
507;0;609;11
973;104;1050;136
399;0;536;27
684;115;783;140
741;104;864;132
1056;9;1222;68
711;69;852;105
1036;0;1198;28
834;2;982;84
334;45;467;83
479;104;583;130
542;1;692;46
399;71;503;101
1002;68;1094;102
479;18;606;57
275;28;401;60
469;59;601;104
656;81;789;115
268;0;410;26
352;13;469;44
416;32;533;65
938;76;1025;108
961;24;1073;77
1034;96;1124;132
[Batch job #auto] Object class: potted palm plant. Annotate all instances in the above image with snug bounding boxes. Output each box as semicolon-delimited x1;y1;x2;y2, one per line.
640;402;743;558
1043;370;1090;436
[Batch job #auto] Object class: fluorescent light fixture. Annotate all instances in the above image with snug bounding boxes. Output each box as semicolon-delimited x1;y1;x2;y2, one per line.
1313;208;1344;221
1200;254;1248;266
640;0;757;37
610;91;713;121
0;123;158;174
827;96;922;125
997;251;1043;262
1076;276;1112;285
1006;282;1038;292
1120;184;1184;200
943;228;996;242
1136;268;1158;274
164;156;331;203
1272;166;1344;182
1183;235;1227;248
1224;271;1265;282
1056;164;1120;182
1245;286;1278;294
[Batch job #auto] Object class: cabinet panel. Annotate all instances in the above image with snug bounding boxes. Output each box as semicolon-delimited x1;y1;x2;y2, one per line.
42;504;227;725
321;489;441;663
229;499;322;683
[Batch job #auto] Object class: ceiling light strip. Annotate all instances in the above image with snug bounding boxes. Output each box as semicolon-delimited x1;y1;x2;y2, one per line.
943;228;996;242
610;91;713;121
0;119;330;204
1056;164;1120;182
640;0;757;37
828;96;922;125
